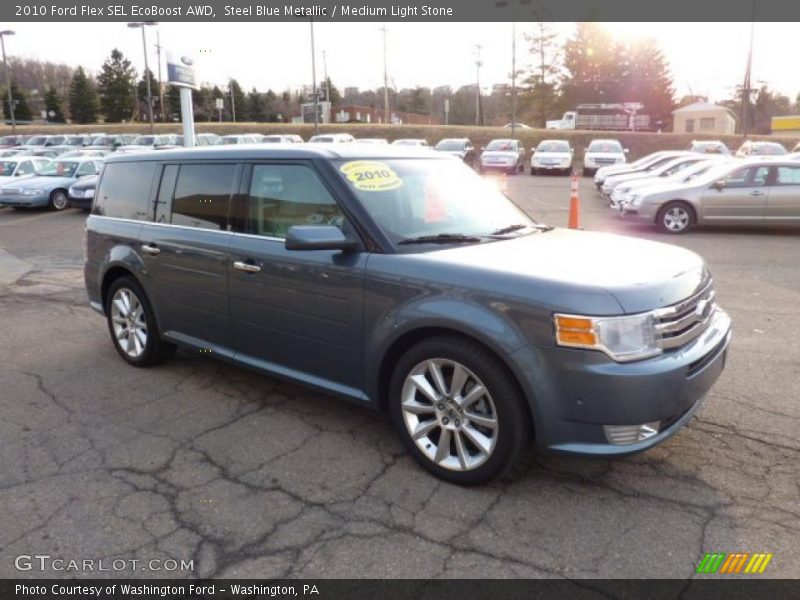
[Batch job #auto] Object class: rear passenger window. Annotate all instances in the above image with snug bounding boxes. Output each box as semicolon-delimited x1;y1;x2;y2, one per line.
774;166;800;185
94;161;156;220
171;164;236;231
246;164;343;238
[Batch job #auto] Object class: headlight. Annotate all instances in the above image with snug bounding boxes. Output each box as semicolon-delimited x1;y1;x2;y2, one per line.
82;188;95;198
22;189;45;195
629;195;643;206
617;187;630;194
554;312;661;362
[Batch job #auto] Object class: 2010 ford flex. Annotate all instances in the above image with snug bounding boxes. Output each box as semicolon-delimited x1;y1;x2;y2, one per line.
84;145;731;484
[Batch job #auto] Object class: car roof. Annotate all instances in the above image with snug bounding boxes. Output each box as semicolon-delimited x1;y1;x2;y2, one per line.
102;143;453;164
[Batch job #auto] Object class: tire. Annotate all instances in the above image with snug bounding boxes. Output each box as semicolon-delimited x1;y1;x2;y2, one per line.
389;335;531;485
105;276;175;367
657;201;695;234
582;168;590;177
48;190;69;211
530;167;536;176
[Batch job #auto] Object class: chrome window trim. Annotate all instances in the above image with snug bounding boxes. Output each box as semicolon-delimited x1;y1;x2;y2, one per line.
92;215;285;243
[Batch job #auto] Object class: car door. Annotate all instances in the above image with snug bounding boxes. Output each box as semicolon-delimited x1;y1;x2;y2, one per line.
227;161;366;394
700;165;769;223
764;165;800;222
139;161;240;352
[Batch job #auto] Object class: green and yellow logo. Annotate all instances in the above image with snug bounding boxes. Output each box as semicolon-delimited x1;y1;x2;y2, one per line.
696;552;773;574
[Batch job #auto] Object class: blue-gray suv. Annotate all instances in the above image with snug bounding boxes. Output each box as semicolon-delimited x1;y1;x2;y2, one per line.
84;145;732;484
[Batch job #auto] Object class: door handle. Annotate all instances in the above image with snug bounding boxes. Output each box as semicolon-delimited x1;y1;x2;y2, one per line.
141;243;161;255
233;260;261;273
750;190;764;196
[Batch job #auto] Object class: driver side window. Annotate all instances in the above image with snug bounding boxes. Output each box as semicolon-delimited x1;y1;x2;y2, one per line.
722;166;768;188
246;164;344;239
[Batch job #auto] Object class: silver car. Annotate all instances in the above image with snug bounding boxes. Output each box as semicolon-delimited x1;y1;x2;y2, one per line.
620;158;800;233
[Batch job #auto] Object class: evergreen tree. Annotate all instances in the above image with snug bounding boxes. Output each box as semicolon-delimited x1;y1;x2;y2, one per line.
44;86;65;122
560;23;626;107
320;77;341;105
523;22;561;126
136;68;161;120
97;48;136;122
228;79;246;121
165;85;182;121
622;38;675;129
264;89;279;121
247;88;266;121
2;84;33;121
68;67;99;123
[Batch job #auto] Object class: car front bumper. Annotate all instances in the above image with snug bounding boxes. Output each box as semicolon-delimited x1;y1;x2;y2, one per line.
0;193;49;207
509;308;732;455
69;194;93;209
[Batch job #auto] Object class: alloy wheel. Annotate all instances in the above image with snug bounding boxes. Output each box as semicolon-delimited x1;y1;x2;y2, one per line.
110;288;148;358
663;206;690;232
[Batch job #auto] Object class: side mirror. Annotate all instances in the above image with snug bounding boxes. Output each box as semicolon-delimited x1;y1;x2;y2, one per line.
624;148;630;154
712;180;726;191
285;225;357;252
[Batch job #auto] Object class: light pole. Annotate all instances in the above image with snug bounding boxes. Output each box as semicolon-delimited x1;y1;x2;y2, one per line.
380;26;389;124
155;30;165;121
322;50;330;103
229;79;236;122
0;30;16;134
475;44;482;126
128;21;156;133
740;3;756;138
310;19;319;134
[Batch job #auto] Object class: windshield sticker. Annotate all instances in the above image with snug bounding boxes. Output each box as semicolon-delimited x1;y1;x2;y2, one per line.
340;161;403;192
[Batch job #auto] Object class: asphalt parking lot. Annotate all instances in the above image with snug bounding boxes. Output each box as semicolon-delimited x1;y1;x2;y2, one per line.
1;175;798;579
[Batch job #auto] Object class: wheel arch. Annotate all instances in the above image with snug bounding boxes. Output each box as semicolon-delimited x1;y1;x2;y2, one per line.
656;199;697;224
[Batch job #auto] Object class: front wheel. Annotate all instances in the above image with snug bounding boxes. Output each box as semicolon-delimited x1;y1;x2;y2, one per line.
48;190;69;211
657;201;695;234
389;335;531;485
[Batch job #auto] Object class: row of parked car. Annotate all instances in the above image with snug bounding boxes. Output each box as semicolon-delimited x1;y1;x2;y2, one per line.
593;147;800;233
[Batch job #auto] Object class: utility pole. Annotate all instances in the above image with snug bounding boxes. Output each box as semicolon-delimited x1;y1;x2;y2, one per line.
740;4;756;138
511;23;517;137
127;22;155;133
310;19;319;133
0;30;16;135
322;50;330;103
155;30;165;121
475;44;482;126
380;26;389;123
229;79;236;122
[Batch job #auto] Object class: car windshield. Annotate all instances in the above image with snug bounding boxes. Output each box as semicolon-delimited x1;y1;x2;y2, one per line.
91;136;114;146
335;158;539;250
132;136;155;146
755;144;787;155
435;140;466;151
64;137;84;146
39;160;79;177
310;136;334;143
0;136;16;144
222;137;241;145
0;161;19;175
588;141;622;153
262;136;283;143
26;136;47;146
486;140;516;151
537;141;570;153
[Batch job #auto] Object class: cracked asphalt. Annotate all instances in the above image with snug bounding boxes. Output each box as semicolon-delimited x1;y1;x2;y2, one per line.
1;175;798;579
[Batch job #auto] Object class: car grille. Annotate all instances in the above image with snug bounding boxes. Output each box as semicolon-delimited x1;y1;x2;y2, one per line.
594;158;617;164
2;188;19;195
653;279;716;351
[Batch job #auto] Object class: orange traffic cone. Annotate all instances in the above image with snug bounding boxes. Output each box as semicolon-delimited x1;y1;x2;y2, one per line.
568;171;580;229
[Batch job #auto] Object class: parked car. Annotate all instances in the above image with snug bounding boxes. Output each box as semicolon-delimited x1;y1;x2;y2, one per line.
29;148;72;158
689;140;731;155
479;139;525;174
355;138;389;145
116;135;180;154
195;133;222;146
261;134;304;144
391;139;429;147
60;149;111;158
602;154;712;200
85;134;136;152
68;175;99;211
434;138;477;168
619;157;800;233
308;133;355;143
503;123;531;129
0;157;103;211
582;139;627;176
0;134;26;148
0;148;29;157
530;140;574;175
221;134;260;145
0;156;51;183
735;140;787;158
19;135;67;151
792;142;800;153
84;145;731;483
594;151;693;191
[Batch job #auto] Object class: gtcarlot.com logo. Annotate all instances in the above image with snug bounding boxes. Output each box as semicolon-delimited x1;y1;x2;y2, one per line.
695;552;773;574
14;554;194;573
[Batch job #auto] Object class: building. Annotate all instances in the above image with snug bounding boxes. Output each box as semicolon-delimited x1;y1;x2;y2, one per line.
331;105;440;125
672;102;738;135
771;115;800;135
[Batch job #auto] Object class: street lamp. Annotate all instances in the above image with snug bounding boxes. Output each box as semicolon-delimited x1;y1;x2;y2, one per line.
128;21;156;133
310;19;319;134
0;30;16;134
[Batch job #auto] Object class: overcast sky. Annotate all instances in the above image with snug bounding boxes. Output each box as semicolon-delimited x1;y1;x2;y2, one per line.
7;22;799;104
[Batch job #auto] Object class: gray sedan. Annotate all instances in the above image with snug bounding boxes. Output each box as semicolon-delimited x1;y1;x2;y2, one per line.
620;157;800;233
0;157;103;210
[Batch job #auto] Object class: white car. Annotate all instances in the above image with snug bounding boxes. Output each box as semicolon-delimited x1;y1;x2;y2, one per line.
355;138;389;145
391;139;429;147
594;151;692;191
602;154;707;199
308;133;355;143
611;157;732;209
0;156;51;183
479;139;525;174
221;134;260;145
260;134;304;144
582;139;627;176
530;140;573;175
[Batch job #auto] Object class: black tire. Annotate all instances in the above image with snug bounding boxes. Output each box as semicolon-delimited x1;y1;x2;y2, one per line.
656;201;695;234
530;167;536;176
389;335;531;485
48;189;69;211
105;276;175;367
582;167;590;177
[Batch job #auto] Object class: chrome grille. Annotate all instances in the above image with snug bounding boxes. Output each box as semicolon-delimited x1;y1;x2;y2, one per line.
2;188;19;195
654;279;716;350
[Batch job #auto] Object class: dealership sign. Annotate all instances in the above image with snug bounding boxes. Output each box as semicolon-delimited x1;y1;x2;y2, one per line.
166;52;197;89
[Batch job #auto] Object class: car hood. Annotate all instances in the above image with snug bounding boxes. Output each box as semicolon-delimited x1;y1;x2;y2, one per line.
604;170;653;187
613;174;670;190
5;175;76;189
436;149;467;157
70;175;99;190
417;228;708;314
585;152;625;161
481;151;518;159
533;152;571;161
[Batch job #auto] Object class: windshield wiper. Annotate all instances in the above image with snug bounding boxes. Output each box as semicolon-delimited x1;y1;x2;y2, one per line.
490;223;553;236
398;233;483;245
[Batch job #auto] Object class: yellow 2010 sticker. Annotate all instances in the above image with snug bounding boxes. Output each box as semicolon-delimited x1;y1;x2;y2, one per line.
340;161;403;192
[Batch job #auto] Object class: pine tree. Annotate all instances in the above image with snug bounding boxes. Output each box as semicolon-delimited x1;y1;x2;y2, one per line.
264;89;279;121
97;48;136;122
165;85;182;121
2;84;33;121
229;79;246;121
68;67;99;123
247;88;265;121
320;77;341;105
136;68;161;121
44;86;65;122
622;38;675;130
561;23;626;107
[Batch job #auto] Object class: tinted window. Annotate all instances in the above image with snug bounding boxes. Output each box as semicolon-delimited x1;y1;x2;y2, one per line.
16;161;34;176
94;161;156;220
171;164;236;231
774;166;800;185
154;164;178;223
76;161;98;176
245;164;343;238
723;166;769;188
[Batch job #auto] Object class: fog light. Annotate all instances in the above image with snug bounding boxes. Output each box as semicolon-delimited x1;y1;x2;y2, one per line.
604;421;660;445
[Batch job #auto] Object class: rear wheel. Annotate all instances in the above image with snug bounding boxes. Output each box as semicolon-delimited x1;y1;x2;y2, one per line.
48;190;69;211
389;335;531;485
657;201;695;234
